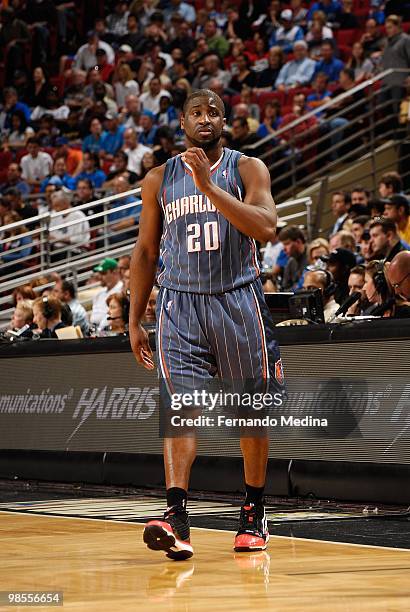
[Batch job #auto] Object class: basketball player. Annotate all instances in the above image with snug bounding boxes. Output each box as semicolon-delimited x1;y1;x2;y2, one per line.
129;89;284;560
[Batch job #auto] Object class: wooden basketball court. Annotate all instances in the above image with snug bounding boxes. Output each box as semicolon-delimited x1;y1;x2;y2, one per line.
1;509;410;611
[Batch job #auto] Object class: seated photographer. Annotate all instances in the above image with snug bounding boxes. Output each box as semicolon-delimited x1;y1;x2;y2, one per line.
303;269;340;322
363;261;410;319
32;296;68;338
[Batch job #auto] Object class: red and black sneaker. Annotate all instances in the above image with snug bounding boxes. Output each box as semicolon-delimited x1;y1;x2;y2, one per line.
143;505;193;561
234;503;269;552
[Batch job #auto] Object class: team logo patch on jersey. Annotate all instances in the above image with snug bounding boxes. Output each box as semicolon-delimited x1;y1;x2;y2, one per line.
275;359;284;385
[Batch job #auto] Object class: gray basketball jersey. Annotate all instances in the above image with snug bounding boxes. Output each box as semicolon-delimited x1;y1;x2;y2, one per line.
156;148;260;294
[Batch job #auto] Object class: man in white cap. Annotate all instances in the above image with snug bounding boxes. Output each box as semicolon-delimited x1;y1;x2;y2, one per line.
269;9;304;54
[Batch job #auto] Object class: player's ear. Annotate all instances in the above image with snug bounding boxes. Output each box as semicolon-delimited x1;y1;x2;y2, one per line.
223;117;226;128
180;112;185;131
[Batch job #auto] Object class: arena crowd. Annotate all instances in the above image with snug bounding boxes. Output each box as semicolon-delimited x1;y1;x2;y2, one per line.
0;0;410;335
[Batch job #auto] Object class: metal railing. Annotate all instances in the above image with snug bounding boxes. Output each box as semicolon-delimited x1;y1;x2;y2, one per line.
242;68;410;229
0;188;142;283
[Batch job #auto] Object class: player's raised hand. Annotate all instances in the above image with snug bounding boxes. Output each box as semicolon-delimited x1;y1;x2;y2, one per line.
182;147;212;193
129;323;155;370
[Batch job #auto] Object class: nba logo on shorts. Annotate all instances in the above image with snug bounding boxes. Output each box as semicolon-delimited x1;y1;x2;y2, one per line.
275;359;284;385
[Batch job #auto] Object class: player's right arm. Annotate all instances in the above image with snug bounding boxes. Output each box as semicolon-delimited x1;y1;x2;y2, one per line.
129;165;164;370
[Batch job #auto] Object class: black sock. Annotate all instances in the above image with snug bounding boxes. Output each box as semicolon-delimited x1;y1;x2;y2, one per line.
166;487;187;510
245;483;265;506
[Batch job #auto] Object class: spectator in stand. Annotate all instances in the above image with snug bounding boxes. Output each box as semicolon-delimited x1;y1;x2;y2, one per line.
306;10;334;51
382;15;410;114
280;93;319;152
254;46;284;92
334;0;359;30
3;109;34;151
346;265;367;316
232;103;259;132
275;40;316;90
378;171;404;198
82;118;105;154
32;295;67;339
12;284;36;306
269;9;304;55
54;138;83;178
123;128;151;176
321;247;356;304
140;77;171;115
306;72;331;116
228;55;256;93
52;279;89;335
108;175;141;245
0;7;30;85
75;152;106;189
290;0;308;28
351;215;371;244
387;251;410;301
104;151;139;188
94;48;115;83
303;269;340;321
49;190;91;261
142;286;159;327
138;112;158;146
279;225;308;291
0;211;33;276
156;95;179;130
164;0;196;24
2;188;37;223
74;30;115;72
351;185;370;209
203;18;229;58
113;63;140;108
347;42;376;82
384;195;410;245
369;217;407;262
30;87;70;122
361;18;385;57
101;113;125;158
330;191;352;235
314;41;344;83
20;137;53;190
307;0;342;23
257;100;282;138
307;237;330;264
106;1;130;39
192;53;230;90
91;257;124;331
0;163;30;197
117;255;131;280
230;116;260;153
9;300;34;337
138;150;157;182
120;94;142;131
40;158;76;192
25;66;50;108
1;87;31;132
329;229;357;254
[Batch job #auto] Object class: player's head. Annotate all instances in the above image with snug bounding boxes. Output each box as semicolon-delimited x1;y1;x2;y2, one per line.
181;89;225;150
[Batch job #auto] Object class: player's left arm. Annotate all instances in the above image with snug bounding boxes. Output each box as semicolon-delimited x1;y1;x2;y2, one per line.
182;148;277;243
